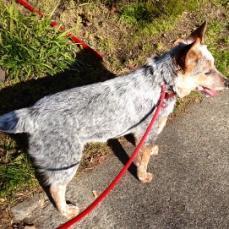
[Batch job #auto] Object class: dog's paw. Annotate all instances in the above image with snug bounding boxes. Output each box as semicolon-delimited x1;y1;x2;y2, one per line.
138;172;154;183
62;204;80;219
150;145;159;156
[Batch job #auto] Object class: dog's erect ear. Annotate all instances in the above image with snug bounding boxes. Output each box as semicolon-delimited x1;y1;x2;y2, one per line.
184;38;201;73
175;38;201;73
174;21;207;45
188;21;207;43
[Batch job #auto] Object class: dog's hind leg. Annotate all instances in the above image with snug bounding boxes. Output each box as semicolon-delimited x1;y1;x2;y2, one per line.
39;164;80;219
29;129;83;218
46;164;81;219
50;181;79;219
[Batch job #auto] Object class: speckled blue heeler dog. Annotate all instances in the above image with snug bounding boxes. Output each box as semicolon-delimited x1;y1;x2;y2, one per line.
0;22;227;218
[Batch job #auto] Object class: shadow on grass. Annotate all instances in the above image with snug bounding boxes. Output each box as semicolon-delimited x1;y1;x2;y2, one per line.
0;49;114;114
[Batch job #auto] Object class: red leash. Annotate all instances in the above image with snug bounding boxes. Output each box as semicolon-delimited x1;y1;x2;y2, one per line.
57;84;167;229
16;0;103;60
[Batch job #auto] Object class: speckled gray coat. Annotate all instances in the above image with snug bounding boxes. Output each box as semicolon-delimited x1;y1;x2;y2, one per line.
0;53;177;186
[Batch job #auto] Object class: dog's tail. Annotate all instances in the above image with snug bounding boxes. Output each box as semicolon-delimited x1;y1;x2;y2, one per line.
0;108;31;134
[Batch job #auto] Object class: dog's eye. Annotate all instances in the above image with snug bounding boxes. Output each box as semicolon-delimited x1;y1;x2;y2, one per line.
205;70;212;76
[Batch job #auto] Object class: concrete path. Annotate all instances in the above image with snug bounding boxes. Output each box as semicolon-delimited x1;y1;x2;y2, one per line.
12;90;229;229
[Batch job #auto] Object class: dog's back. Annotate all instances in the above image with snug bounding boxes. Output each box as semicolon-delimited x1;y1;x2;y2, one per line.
0;68;162;142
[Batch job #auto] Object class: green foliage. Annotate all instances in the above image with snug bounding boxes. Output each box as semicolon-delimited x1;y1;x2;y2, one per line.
120;2;159;26
207;21;229;76
213;50;229;77
119;0;207;44
0;152;37;200
0;1;77;81
120;0;205;27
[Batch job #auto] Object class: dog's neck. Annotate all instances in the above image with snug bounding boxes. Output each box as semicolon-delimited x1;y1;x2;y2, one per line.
143;53;179;89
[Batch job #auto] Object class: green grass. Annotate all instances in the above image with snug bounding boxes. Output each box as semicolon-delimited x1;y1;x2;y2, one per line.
116;0;209;65
120;2;159;26
0;153;37;201
0;135;37;202
120;0;207;37
0;0;78;82
206;21;229;77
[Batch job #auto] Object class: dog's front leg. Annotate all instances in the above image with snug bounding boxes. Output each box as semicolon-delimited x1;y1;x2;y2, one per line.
134;116;168;183
136;145;159;183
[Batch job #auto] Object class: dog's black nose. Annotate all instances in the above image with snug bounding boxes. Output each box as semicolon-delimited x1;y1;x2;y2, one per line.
224;79;229;88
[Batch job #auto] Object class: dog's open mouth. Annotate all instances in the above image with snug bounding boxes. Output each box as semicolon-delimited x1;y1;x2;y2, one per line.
197;86;217;97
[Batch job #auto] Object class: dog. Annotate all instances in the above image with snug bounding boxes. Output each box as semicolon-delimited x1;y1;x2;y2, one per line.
0;22;227;218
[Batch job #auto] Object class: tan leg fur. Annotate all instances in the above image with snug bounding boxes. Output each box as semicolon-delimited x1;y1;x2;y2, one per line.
136;116;167;183
136;145;158;183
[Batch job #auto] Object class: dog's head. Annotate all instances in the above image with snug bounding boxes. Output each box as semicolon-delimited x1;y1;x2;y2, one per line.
173;22;227;98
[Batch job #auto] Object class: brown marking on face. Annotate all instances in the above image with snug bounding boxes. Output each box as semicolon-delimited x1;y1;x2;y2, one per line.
186;50;198;69
175;39;202;75
184;47;202;74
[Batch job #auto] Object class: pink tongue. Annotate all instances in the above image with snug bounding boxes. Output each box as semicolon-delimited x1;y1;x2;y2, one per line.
202;87;217;96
